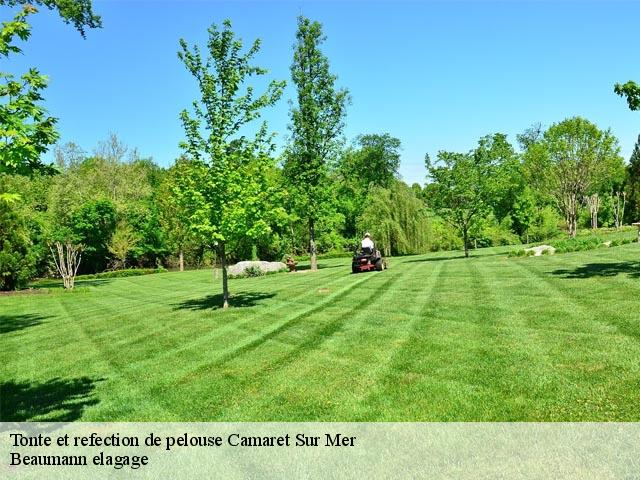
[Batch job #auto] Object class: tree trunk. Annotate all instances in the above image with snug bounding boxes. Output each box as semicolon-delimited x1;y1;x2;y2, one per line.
309;218;318;271
568;212;577;237
463;228;469;258
179;249;184;272
220;242;229;309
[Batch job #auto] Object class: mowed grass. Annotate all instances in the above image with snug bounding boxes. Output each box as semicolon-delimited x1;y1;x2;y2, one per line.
1;243;639;421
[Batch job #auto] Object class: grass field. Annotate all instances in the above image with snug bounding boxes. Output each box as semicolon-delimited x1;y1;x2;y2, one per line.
2;242;640;422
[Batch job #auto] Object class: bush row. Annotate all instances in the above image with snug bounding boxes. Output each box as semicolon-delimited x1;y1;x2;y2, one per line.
75;267;168;280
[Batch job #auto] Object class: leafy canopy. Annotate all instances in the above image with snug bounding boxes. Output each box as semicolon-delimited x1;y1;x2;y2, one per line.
614;80;640;111
175;19;285;247
0;1;101;177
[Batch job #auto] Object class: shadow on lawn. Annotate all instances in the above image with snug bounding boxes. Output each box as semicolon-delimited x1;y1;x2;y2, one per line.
0;377;102;421
0;314;50;335
175;291;276;311
551;261;640;279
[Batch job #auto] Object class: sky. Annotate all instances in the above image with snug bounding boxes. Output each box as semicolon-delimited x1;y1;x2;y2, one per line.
4;0;640;185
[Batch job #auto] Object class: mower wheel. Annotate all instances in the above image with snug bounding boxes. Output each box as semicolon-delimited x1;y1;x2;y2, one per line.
375;259;384;271
352;265;359;274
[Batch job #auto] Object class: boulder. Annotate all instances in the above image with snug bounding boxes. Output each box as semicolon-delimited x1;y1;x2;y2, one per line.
524;245;556;257
228;260;287;276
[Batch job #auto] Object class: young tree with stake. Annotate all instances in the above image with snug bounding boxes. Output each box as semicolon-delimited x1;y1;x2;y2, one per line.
175;20;285;309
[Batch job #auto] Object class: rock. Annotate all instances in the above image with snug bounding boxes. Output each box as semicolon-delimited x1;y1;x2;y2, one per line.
602;241;612;247
524;245;556;257
228;260;287;276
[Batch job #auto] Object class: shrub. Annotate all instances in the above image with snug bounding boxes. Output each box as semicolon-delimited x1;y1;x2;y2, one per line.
244;265;264;277
0;202;36;290
75;267;167;280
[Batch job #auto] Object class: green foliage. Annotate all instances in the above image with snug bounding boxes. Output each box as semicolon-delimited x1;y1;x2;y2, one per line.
525;117;624;237
0;198;35;289
512;186;538;239
528;205;562;242
472;215;521;248
341;133;401;189
70;267;166;281
107;221;139;268
425;136;500;257
0;1;101;176
157;157;194;262
284;15;349;270
175;19;285;307
68;199;116;272
0;8;58;175
244;265;264;277
1;1;102;37
626;134;640;223
357;180;431;256
614;80;640;111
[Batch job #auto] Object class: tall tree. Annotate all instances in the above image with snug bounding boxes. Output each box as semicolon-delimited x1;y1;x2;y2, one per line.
526;117;623;237
626;135;640;223
357;180;430;256
157;157;194;271
284;16;349;271
175;20;284;308
425;144;496;258
0;1;101;180
343;133;401;189
337;133;401;238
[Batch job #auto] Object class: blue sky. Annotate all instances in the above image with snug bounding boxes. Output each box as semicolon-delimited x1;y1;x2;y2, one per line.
5;0;640;184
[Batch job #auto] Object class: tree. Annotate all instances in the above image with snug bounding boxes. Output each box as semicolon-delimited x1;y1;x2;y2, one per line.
0;1;101;178
108;221;139;269
284;16;349;271
1;1;101;37
526;117;623;237
175;20;284;308
357;180;430;256
626;135;640;223
68;199;116;272
335;134;401;239
342;133;401;189
614;81;640;111
0;196;35;290
512;186;537;242
50;240;81;289
157;158;194;271
585;193;601;230
425;147;495;257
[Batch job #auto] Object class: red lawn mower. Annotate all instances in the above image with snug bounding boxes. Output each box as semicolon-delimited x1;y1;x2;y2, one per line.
351;246;387;273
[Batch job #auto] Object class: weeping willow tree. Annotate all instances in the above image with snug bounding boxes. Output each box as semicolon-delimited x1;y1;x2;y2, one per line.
357;180;430;256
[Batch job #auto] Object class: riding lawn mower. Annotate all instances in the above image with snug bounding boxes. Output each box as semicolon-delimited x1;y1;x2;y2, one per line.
352;246;387;273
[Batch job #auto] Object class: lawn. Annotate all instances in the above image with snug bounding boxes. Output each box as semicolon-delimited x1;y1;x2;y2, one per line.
1;243;639;421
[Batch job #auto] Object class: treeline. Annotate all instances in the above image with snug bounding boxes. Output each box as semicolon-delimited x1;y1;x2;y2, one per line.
2;124;639;289
2;7;640;295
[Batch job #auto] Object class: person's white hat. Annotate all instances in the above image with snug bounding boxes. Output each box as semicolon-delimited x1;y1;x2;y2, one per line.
364;232;370;237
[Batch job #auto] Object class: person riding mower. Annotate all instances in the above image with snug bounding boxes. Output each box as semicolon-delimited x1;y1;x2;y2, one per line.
352;233;386;273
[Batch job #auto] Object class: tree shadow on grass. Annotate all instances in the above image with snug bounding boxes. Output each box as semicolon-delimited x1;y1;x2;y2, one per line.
0;377;102;421
174;291;276;311
551;261;640;279
0;314;50;335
